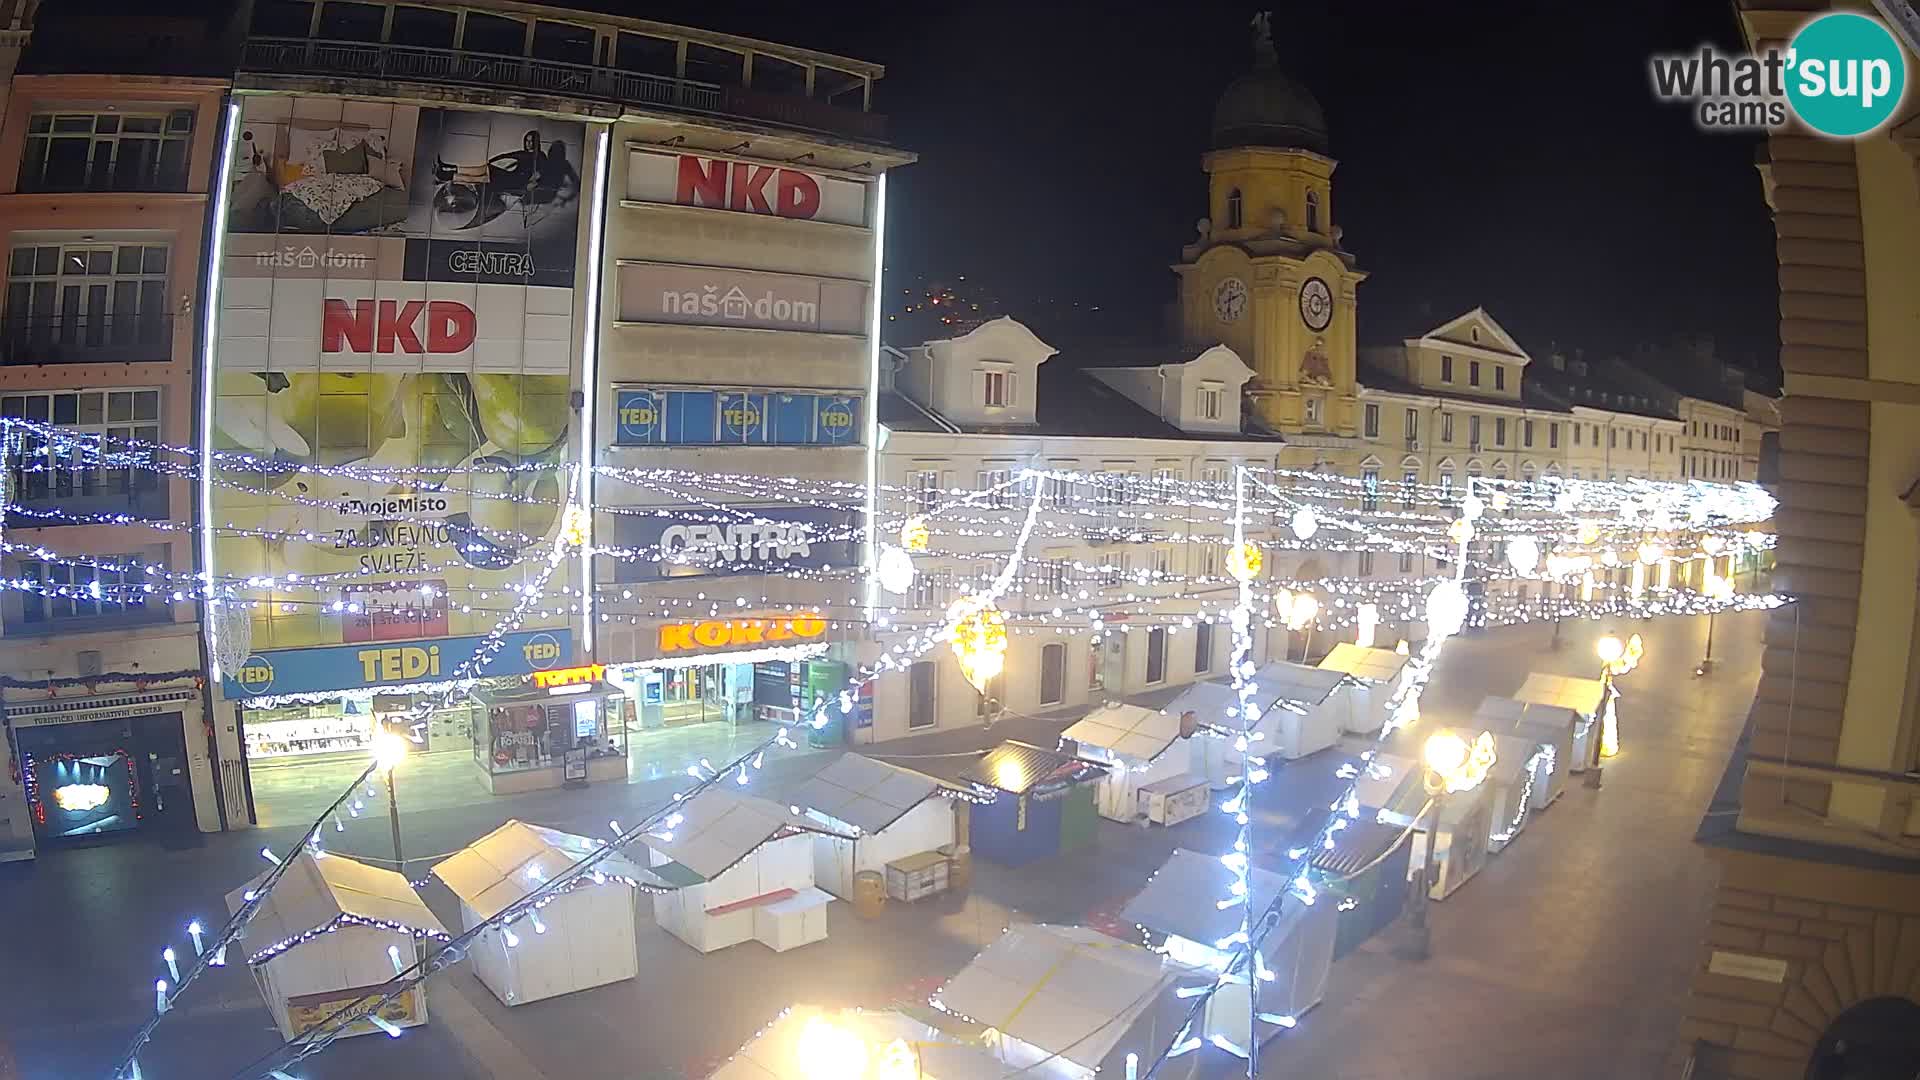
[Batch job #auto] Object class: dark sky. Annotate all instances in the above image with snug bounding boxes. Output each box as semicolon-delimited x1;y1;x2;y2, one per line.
661;0;1780;376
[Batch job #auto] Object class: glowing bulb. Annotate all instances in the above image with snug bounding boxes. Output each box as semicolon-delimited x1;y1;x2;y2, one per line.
1637;542;1664;566
795;1016;867;1080
1227;542;1263;582
1289;507;1317;540
875;545;915;595
1596;635;1625;664
1462;492;1485;521
899;516;929;552
1505;535;1540;574
1286;592;1318;632
1702;534;1726;555
1447;518;1474;546
371;729;409;771
1423;732;1469;777
1425;580;1469;640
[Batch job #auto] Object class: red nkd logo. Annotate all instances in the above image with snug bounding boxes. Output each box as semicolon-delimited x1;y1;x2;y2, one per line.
322;299;477;354
675;155;822;219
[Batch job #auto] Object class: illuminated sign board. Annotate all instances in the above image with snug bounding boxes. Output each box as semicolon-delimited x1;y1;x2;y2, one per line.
223;631;570;700
657;614;829;654
531;664;607;689
614;388;859;447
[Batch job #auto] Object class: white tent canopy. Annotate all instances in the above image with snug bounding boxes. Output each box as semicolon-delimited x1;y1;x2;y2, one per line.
647;788;847;882
1473;696;1578;807
709;1006;1003;1080
1317;645;1410;735
1063;703;1203;822
432;820;653;920
934;924;1204;1080
1317;643;1409;684
789;754;956;900
1512;672;1606;771
646;788;848;954
788;753;943;837
228;850;446;962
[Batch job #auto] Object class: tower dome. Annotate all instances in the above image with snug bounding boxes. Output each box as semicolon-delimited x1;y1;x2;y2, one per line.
1210;13;1328;154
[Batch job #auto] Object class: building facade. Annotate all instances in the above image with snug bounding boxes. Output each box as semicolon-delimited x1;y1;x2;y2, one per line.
0;8;229;857
1675;4;1920;1077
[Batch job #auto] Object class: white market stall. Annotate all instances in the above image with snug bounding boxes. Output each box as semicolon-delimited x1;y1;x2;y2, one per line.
1473;696;1578;809
1121;848;1336;1044
1512;673;1607;774
1061;701;1205;823
226;851;448;1041
1343;749;1492;900
1187;662;1350;786
708;1005;1003;1080
1351;752;1424;828
932;923;1208;1080
430;820;650;1007
1432;729;1538;855
788;753;956;901
1316;644;1411;735
643;788;849;954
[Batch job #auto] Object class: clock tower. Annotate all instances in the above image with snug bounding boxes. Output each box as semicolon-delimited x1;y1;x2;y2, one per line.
1173;14;1366;439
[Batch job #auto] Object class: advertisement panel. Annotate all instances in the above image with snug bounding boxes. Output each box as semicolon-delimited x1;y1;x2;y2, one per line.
213;96;587;666
610;506;857;582
616;261;868;335
222;629;571;700
625;149;871;227
613;387;859;447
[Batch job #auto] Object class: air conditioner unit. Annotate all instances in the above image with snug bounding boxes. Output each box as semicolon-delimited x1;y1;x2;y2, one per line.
1405;438;1422;451
1469;441;1483;452
76;650;103;677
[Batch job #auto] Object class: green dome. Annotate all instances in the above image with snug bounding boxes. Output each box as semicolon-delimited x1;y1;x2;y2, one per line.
1210;30;1327;153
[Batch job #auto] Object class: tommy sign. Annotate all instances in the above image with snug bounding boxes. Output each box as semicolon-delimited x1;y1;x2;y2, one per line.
626;149;872;227
618;262;868;336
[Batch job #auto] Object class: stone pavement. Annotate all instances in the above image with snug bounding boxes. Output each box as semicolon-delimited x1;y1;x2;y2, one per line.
0;610;1765;1080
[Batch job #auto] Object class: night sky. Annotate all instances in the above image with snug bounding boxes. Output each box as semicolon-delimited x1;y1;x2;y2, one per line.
659;0;1781;377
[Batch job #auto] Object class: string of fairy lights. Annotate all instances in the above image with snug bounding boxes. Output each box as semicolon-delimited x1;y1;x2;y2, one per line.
0;416;1782;1080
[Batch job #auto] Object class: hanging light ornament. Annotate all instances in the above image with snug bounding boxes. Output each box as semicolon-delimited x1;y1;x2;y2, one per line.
875;545;916;595
1426;579;1469;640
1285;591;1319;632
1462;492;1486;521
1227;542;1263;582
1576;521;1601;545
1637;541;1665;566
559;504;590;548
899;516;930;553
1355;602;1379;648
1701;534;1726;555
1505;535;1541;574
1555;483;1580;513
1600;548;1621;567
946;595;1008;692
1448;518;1475;547
1490;490;1510;513
1289;506;1318;540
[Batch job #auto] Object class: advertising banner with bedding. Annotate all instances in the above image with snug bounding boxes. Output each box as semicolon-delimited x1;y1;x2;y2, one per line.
213;96;587;668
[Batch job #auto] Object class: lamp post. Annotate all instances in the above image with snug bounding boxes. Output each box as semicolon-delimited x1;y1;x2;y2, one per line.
372;729;408;879
1402;730;1494;961
1697;568;1734;677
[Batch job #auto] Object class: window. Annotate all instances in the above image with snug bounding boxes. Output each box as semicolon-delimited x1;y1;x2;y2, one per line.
390;6;457;47
317;1;384;40
1522;463;1536;483
1037;559;1069;596
978;468;1012;510
1469;360;1482;387
908;661;938;729
1439;469;1454;495
6;243;171;358
1440;355;1454;383
1362;467;1380;511
462;11;529;54
1592;424;1600;445
1194;622;1215;675
1151;546;1173;577
1303;396;1323;426
21;110;195;193
1402;469;1418;509
1226;188;1243;229
1523;419;1534;448
14;552;155;628
1305;190;1321;232
1441;413;1454;444
1405;409;1419;443
909;569;949;612
1609;429;1617;449
1152;467;1182;497
531;20;596;65
1145;627;1168;684
1495;366;1507;391
1363;403;1380;438
1357;550;1375;576
1197;542;1221;580
4;390;162;513
1549;423;1560;449
1044;472;1072;511
1197;383;1223;421
1470;327;1481;343
1494;417;1507;446
1469;415;1482;448
1040;643;1066;706
910;469;941;513
982;369;1010;408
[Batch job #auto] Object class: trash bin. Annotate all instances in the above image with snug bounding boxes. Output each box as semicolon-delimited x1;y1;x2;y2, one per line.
853;870;886;918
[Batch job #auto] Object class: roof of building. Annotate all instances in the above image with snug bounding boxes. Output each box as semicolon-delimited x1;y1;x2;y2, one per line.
709;1007;1004;1080
639;789;847;882
961;740;1107;795
432;820;650;920
1358;361;1573;415
1212;24;1328;154
1511;674;1607;716
227;851;446;961
1317;643;1409;683
1062;702;1190;764
787;753;946;835
1123;847;1288;944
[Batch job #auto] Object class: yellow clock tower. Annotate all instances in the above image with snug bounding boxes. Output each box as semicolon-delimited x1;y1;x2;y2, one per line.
1173;14;1366;442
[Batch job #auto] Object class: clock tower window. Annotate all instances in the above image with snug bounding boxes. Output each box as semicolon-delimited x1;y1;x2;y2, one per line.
1226;188;1244;229
1305;190;1320;233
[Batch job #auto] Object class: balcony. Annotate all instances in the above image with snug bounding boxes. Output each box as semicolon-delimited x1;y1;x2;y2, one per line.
239;38;888;143
0;314;174;366
17;150;190;195
6;473;168;528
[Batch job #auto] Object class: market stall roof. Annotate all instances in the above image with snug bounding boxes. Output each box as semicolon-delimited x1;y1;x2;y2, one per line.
1473;695;1583;732
1159;680;1242;728
709;1006;1003;1080
1251;661;1348;707
1435;728;1538;787
960;740;1107;796
226;851;444;961
1062;701;1189;764
642;788;848;882
1317;643;1409;683
1512;672;1607;716
1122;847;1288;945
933;924;1198;1073
432;820;654;920
787;753;945;836
1311;817;1412;879
1349;752;1424;819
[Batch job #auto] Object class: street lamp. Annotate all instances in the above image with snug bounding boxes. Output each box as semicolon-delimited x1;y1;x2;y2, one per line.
372;728;409;878
1403;730;1496;961
1697;571;1735;676
1587;632;1642;787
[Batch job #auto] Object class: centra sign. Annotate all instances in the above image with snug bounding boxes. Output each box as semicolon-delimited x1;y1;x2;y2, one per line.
658;613;829;653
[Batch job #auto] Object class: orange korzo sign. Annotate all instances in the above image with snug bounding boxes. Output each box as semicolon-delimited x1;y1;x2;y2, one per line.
531;664;607;689
658;613;829;653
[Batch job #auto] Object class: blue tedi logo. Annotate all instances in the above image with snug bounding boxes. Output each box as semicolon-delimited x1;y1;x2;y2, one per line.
1650;12;1907;137
233;654;275;694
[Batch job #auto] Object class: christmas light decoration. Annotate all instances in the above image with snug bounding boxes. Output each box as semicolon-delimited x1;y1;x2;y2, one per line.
945;595;1008;693
1423;730;1497;794
874;545;915;595
1426;580;1470;641
1289;506;1318;540
1227;542;1263;582
899;516;930;552
1505;536;1540;575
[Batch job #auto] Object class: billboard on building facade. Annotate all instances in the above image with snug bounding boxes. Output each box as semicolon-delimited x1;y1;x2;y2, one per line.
624;149;873;228
212;96;587;667
609;505;858;582
617;261;868;335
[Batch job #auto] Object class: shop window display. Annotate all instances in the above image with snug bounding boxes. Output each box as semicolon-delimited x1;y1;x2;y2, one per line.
477;695;625;775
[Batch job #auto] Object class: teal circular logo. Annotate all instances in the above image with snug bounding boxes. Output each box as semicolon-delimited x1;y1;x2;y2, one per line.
1786;13;1907;137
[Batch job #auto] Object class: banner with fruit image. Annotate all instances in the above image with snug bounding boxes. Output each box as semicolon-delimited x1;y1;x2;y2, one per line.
212;96;586;663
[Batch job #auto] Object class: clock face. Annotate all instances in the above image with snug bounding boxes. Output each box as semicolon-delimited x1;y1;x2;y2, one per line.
1212;277;1248;323
1299;277;1334;331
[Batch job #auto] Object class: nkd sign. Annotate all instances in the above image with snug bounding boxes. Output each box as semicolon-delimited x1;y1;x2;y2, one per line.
322;299;477;354
627;149;872;228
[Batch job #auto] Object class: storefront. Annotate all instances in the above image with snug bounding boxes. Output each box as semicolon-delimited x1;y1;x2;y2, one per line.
471;664;629;795
2;688;199;848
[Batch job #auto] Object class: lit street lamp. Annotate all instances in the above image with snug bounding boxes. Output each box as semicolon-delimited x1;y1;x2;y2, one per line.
1587;631;1642;788
1402;730;1496;961
372;728;409;878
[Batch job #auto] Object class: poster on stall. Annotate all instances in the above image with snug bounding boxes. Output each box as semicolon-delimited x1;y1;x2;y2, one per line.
212;96;588;658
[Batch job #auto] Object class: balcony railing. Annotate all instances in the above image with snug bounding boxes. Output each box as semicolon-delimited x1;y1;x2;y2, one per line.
1740;755;1920;858
240;38;887;142
6;475;168;527
0;314;173;366
17;156;190;195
